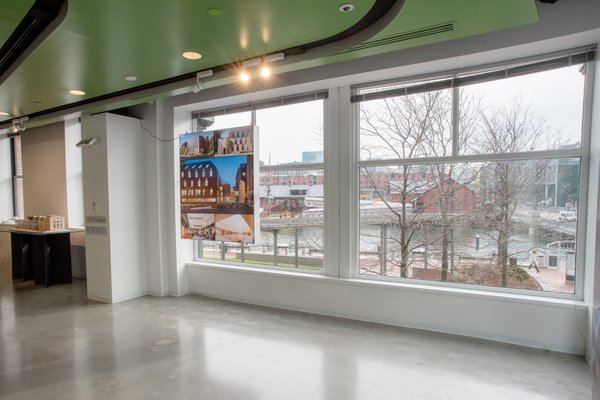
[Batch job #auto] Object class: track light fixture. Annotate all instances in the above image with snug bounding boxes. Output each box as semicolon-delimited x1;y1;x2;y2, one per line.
238;53;284;83
192;70;213;93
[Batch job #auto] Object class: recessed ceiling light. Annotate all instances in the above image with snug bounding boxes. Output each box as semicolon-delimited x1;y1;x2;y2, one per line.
0;111;10;116
207;8;222;16
33;101;42;104
125;75;137;81
69;89;86;96
339;3;354;13
240;71;250;82
183;51;202;60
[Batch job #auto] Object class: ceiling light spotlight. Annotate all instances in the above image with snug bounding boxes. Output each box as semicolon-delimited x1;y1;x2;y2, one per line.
240;71;250;83
0;111;10;116
125;75;137;81
69;89;86;96
260;65;271;78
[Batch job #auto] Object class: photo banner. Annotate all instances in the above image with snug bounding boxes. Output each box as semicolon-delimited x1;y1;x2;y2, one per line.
179;125;258;243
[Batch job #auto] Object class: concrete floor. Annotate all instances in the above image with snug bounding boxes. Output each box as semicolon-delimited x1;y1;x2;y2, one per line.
0;280;592;400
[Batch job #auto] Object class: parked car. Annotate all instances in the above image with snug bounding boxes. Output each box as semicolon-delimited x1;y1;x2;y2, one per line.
559;211;577;222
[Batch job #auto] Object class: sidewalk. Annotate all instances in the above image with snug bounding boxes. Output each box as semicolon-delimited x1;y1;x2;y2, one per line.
526;266;574;293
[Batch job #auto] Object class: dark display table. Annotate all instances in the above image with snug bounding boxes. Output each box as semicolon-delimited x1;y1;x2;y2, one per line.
11;230;72;286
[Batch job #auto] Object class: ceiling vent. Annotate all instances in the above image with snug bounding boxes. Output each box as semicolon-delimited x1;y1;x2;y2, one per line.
339;21;456;54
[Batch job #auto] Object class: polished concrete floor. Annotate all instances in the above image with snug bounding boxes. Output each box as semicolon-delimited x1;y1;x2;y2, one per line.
0;279;592;400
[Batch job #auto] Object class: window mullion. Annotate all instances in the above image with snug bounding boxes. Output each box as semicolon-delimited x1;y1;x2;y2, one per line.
452;86;459;157
356;148;583;168
577;58;596;300
324;88;341;278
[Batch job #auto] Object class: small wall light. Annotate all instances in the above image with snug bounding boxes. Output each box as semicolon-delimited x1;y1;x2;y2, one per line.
76;137;98;148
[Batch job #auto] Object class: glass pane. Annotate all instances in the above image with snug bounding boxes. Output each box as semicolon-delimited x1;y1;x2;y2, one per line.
359;89;452;161
256;100;324;165
13;176;24;219
192;99;325;271
197;168;324;270
12;136;24;218
461;65;585;154
359;158;579;294
202;111;251;131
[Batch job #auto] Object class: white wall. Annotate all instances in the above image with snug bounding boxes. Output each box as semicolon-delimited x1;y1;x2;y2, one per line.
189;264;588;354
130;101;170;297
21;122;68;220
82;113;148;303
81;115;111;301
106;114;148;302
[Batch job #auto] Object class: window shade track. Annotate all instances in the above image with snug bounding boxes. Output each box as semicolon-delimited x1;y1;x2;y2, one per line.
192;91;328;119
351;49;595;103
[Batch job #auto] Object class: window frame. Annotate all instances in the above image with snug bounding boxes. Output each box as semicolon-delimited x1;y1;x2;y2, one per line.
190;96;329;274
183;47;595;300
349;52;595;300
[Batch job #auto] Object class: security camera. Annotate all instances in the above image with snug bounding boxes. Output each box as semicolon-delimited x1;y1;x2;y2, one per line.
339;3;354;13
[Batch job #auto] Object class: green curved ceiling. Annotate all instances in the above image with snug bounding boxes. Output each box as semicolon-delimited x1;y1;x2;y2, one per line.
0;0;538;125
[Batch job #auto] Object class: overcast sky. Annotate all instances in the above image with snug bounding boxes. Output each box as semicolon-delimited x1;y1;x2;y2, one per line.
208;101;323;165
470;64;585;146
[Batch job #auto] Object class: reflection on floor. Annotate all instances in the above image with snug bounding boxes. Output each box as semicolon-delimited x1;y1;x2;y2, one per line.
0;279;592;400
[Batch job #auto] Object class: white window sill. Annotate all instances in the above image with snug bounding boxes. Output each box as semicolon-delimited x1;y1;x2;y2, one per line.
187;260;587;310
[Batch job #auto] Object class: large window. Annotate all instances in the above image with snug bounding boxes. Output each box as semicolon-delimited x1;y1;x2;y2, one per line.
186;49;593;297
11;135;24;219
355;56;590;294
192;98;325;271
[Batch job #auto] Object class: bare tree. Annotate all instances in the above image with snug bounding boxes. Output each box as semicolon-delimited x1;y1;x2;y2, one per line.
360;91;449;278
421;89;481;281
475;99;549;286
360;89;482;281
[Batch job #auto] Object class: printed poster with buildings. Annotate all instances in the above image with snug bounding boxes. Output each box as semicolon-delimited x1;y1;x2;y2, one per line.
179;125;258;243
